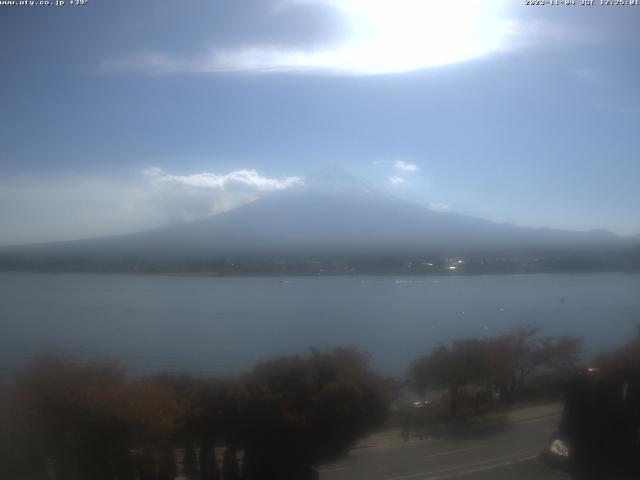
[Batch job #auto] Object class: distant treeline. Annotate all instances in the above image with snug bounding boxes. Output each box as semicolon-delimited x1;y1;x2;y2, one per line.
1;250;638;275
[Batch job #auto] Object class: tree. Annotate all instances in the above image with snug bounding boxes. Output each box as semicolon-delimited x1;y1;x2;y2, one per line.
222;445;240;480
199;438;220;480
561;327;640;475
408;339;489;418
239;348;389;480
157;447;177;480
17;357;133;480
486;324;582;402
7;350;390;480
16;357;180;480
0;385;49;480
597;323;640;370
183;441;198;479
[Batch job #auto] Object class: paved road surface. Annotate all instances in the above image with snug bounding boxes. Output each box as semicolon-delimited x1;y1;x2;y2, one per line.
319;406;568;480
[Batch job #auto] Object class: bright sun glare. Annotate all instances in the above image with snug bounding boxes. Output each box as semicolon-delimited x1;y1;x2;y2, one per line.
333;0;514;74
216;0;514;75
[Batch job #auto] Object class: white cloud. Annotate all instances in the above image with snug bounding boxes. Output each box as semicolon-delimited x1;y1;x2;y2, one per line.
142;167;303;224
429;201;450;212
0;168;304;245
143;167;303;191
394;160;418;172
389;176;405;186
102;0;515;76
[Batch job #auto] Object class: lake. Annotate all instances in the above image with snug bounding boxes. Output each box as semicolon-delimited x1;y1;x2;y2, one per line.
1;272;639;380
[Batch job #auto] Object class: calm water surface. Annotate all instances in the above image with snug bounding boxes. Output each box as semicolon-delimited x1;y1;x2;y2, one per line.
1;272;639;379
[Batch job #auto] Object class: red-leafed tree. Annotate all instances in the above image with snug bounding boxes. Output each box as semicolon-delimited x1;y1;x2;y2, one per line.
486;324;582;402
15;357;181;480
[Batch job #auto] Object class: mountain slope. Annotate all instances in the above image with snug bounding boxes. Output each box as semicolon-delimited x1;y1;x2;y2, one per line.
1;172;633;264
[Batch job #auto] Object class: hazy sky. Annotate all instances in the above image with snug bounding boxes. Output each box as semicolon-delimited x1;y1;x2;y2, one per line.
1;0;639;245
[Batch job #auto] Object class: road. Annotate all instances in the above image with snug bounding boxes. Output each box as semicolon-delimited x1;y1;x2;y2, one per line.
319;405;569;480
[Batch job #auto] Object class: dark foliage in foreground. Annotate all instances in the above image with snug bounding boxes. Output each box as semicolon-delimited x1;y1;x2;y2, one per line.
552;328;640;478
0;349;389;480
241;349;389;478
